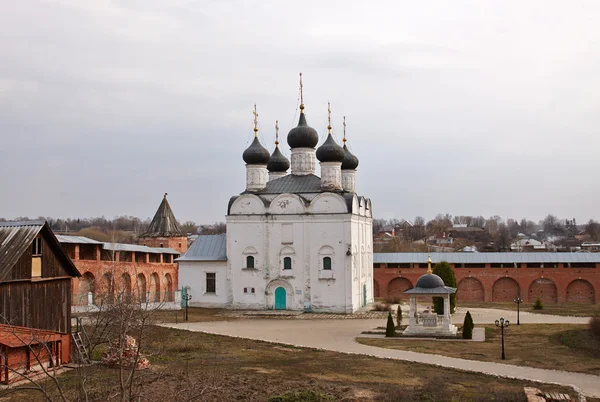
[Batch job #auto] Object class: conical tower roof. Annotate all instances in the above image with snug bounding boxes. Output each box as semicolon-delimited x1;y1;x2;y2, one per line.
141;193;184;238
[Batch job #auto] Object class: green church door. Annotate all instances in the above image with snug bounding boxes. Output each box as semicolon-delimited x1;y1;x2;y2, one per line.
275;287;286;310
363;284;367;307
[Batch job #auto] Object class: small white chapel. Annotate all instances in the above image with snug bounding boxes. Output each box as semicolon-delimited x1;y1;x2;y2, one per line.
178;76;374;313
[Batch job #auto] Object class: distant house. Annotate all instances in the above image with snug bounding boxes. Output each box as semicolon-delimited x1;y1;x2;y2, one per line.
582;242;600;252
378;225;395;237
449;225;486;240
0;220;81;384
510;238;546;251
426;233;453;246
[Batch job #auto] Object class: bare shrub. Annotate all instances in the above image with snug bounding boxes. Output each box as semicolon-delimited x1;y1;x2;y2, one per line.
372;303;391;312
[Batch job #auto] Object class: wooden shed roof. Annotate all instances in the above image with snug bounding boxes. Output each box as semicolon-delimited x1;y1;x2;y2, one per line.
0;220;81;282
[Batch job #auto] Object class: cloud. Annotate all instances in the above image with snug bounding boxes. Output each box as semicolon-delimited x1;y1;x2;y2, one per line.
1;0;599;223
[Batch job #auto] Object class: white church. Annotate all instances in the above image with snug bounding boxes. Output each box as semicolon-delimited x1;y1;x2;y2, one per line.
178;78;373;313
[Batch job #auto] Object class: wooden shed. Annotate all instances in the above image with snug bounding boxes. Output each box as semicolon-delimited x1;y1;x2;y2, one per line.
0;220;81;384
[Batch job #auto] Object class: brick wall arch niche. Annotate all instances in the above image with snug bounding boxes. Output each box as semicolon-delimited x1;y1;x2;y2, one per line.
387;277;413;300
457;277;485;302
528;278;557;303
150;273;161;302
136;274;147;303
79;272;95;305
374;280;380;298
492;277;520;302
566;279;595;304
165;273;174;302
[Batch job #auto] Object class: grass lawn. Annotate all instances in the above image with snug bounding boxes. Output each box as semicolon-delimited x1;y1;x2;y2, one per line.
0;325;579;402
457;302;600;317
357;324;600;375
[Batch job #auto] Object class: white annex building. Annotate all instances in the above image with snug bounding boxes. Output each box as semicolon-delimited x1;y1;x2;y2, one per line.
178;80;373;313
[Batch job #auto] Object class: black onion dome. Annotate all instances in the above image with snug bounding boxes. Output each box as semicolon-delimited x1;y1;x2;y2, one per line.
316;133;345;162
267;146;290;172
243;137;270;165
415;273;445;289
341;144;359;170
287;113;319;148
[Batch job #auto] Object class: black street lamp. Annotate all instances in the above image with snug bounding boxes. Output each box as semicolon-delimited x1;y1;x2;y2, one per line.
183;293;192;321
495;317;509;360
513;296;523;325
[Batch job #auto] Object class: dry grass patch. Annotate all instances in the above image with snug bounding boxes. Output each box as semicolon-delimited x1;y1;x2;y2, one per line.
1;325;577;401
358;324;600;374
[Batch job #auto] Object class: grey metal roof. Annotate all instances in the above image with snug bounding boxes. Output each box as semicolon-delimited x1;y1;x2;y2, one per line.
55;235;103;244
405;286;456;295
176;234;227;261
247;174;325;194
103;243;179;255
0;220;80;281
55;234;178;254
374;252;600;264
140;194;184;238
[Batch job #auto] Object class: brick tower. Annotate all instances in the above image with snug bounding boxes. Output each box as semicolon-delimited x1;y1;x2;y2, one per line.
139;193;188;253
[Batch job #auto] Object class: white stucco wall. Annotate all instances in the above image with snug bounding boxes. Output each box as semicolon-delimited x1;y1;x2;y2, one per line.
178;260;228;307
226;191;373;313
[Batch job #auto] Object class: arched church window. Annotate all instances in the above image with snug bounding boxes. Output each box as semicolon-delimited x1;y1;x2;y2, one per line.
246;256;255;269
283;257;292;270
251;288;255;294
323;257;332;270
244;287;247;293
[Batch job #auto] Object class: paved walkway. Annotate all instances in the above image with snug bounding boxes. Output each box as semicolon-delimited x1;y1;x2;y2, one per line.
161;308;599;398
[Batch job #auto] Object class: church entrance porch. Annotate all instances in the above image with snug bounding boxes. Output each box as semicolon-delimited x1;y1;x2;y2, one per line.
275;287;287;310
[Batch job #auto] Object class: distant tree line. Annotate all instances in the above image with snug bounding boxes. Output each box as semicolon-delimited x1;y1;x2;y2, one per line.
0;216;226;244
373;213;600;252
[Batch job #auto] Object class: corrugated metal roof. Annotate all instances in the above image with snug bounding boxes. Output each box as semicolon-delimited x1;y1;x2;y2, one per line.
0;220;45;281
176;234;227;261
55;234;178;254
55;235;103;244
374;252;600;264
103;243;179;255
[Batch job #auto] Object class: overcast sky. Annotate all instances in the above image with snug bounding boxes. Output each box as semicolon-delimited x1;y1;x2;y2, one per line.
1;0;599;224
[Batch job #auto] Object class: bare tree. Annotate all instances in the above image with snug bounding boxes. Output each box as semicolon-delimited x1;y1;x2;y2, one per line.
585;219;600;241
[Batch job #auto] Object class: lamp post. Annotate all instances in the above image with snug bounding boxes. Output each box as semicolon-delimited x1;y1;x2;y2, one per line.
183;293;192;321
513;296;523;325
495;317;509;360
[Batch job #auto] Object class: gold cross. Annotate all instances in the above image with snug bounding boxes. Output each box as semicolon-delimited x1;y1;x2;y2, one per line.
299;72;304;105
275;120;279;145
343;116;347;143
327;102;332;133
253;104;259;136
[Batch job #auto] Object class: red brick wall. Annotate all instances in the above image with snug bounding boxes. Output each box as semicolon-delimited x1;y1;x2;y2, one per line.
457;277;485;302
566;279;595;304
71;258;178;306
1;337;69;384
374;262;599;304
492;277;520;302
528;278;557;303
139;236;187;254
